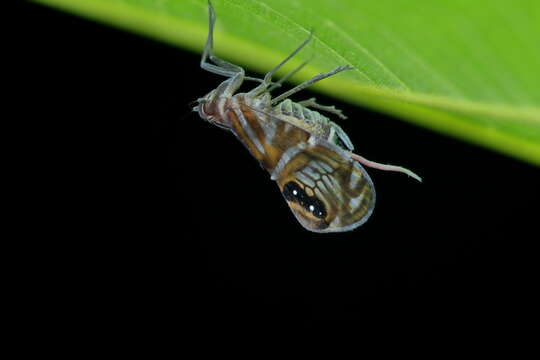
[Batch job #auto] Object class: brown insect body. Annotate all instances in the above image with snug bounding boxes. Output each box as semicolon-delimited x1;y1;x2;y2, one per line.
199;86;375;231
200;92;308;171
195;1;420;232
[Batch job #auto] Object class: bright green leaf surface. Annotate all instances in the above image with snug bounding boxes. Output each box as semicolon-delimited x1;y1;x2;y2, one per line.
32;0;540;164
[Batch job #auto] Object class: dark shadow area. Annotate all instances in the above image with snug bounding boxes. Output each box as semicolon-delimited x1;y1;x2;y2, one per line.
19;1;537;333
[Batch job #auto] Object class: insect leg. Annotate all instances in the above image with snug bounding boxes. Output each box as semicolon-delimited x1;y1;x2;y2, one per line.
249;32;313;95
201;1;264;83
270;65;354;105
201;1;237;77
350;153;422;182
204;2;242;74
329;122;355;151
267;59;310;92
213;69;246;100
297;97;347;119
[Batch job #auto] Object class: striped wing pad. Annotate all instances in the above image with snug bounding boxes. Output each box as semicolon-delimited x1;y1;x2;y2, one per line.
273;141;376;233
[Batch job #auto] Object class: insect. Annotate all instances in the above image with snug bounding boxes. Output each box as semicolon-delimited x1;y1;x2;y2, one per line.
194;1;421;233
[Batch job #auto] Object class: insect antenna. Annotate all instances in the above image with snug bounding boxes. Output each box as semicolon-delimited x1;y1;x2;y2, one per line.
188;99;201;108
181;102;200;121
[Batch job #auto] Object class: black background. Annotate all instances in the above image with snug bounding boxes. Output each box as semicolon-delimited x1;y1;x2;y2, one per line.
20;1;538;331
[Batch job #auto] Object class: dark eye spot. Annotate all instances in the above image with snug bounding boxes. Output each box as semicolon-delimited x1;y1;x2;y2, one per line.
282;181;327;219
283;182;305;203
309;198;327;219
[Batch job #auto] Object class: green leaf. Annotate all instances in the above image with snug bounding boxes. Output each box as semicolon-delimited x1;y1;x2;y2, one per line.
32;0;540;165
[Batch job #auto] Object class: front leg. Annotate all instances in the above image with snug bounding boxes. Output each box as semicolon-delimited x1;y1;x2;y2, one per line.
200;0;239;77
201;1;264;83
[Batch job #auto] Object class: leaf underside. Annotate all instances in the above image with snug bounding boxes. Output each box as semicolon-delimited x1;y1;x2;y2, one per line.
33;0;540;165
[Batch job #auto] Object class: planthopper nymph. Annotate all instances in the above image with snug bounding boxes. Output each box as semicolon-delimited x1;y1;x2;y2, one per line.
193;1;421;233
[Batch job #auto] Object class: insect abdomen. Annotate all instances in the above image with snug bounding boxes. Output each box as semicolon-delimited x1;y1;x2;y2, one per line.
274;99;325;125
273;99;354;151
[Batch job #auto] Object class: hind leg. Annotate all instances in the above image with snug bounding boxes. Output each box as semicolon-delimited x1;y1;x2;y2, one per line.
298;98;347;119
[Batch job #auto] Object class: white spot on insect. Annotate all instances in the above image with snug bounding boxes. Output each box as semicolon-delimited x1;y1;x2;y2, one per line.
309;205;315;212
293;189;298;196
